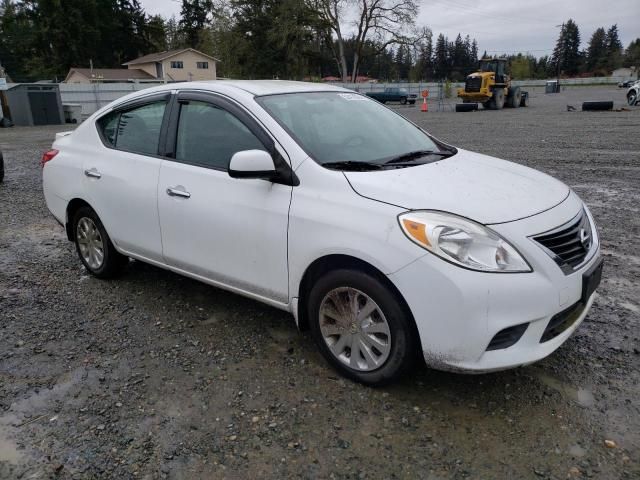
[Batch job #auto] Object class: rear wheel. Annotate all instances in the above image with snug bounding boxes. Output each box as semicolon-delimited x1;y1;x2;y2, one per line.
400;97;408;105
73;206;128;278
628;91;638;106
507;86;521;108
308;269;418;385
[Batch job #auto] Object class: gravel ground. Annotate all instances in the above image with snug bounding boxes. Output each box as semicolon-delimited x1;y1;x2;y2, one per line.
0;85;639;479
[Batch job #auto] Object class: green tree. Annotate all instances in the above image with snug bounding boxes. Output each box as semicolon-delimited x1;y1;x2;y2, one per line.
586;27;607;73
145;14;168;52
510;54;531;79
623;38;640;68
605;24;623;71
433;33;448;79
180;0;212;49
551;19;581;76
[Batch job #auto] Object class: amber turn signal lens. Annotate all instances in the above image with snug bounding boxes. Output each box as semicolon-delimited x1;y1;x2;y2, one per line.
402;219;431;247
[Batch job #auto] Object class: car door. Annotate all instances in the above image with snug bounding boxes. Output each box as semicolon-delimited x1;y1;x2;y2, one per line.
157;91;292;303
85;93;170;262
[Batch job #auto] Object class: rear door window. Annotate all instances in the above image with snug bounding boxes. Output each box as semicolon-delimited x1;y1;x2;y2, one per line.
97;100;167;156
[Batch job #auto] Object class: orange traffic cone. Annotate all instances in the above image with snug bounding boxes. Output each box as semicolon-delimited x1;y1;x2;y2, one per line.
421;97;428;112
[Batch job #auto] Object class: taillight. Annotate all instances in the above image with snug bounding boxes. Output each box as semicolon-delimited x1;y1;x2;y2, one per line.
41;149;59;168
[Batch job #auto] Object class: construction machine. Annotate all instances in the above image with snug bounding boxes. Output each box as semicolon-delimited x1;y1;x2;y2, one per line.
457;58;528;110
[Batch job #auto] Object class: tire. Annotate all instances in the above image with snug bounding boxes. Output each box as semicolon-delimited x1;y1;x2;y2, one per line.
582;101;613;111
409;100;416;105
520;93;529;107
307;269;418;385
507;86;521;108
456;103;477;112
628;91;638;106
487;88;505;110
72;206;128;278
400;97;407;105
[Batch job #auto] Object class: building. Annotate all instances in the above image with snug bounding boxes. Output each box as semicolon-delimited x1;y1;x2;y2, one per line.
612;67;638;81
122;48;218;82
64;68;156;84
64;48;218;84
0;83;64;126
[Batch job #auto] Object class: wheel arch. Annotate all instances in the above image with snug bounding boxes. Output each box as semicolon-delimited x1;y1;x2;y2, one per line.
65;198;94;241
296;254;418;340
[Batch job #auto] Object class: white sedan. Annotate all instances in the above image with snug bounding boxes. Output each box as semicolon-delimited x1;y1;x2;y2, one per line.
42;81;602;385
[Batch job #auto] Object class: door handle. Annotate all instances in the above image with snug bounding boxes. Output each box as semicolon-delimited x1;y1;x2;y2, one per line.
84;168;102;179
166;186;191;199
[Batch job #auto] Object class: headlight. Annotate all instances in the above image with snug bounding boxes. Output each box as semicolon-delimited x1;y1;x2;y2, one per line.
398;211;531;272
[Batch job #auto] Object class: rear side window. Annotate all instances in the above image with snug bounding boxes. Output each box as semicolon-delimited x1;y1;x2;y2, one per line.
97;101;166;156
175;100;265;170
97;111;119;147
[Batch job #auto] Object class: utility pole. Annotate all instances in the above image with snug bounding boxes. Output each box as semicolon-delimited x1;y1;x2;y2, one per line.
555;23;564;93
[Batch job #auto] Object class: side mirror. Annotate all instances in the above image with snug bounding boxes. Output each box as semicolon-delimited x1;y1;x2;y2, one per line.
228;150;276;180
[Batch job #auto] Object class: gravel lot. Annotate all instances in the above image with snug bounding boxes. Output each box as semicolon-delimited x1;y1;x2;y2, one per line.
1;85;639;479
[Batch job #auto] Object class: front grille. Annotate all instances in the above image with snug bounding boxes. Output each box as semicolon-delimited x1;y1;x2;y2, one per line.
486;323;528;351
540;301;585;342
532;210;593;274
465;76;482;92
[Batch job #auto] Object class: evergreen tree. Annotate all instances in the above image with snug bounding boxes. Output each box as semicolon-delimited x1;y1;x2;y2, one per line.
623;38;640;68
586;27;607;73
605;24;623;71
433;33;448;79
551;19;581;76
180;0;212;49
410;28;432;81
145;14;168;52
470;39;478;65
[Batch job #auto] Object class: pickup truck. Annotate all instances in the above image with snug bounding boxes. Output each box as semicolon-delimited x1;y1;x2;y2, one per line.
366;88;417;105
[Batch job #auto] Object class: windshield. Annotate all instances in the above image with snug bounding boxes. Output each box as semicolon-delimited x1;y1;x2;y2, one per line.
479;60;495;72
256;92;442;166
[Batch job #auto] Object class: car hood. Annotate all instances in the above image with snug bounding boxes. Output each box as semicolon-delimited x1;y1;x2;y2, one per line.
343;148;570;224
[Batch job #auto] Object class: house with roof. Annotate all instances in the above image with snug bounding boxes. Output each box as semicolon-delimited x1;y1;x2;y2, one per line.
64;68;156;83
64;48;218;84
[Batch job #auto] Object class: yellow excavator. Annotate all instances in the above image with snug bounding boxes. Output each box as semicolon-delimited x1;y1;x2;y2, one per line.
456;58;528;111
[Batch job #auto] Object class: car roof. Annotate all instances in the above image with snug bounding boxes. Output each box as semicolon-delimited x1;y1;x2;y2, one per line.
160;80;351;96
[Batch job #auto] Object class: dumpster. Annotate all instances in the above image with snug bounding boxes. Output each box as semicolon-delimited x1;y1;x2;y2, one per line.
546;80;560;94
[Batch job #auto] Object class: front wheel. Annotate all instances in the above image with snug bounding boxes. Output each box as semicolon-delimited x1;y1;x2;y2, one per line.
628;91;638;106
73;206;128;278
488;88;505;109
400;97;408;105
308;269;418;385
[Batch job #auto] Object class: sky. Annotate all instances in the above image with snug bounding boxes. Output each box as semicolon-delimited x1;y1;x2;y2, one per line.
140;0;640;57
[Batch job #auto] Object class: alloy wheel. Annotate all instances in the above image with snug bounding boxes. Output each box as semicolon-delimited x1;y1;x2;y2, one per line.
76;217;105;270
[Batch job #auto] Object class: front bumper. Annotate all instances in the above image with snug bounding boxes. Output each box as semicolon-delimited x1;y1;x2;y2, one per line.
457;87;491;102
388;191;601;372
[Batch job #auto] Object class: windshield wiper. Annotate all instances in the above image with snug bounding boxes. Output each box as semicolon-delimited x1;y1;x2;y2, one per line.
322;161;383;171
384;149;454;165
